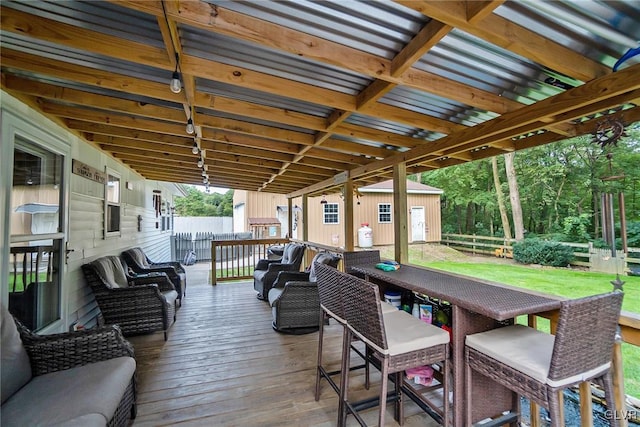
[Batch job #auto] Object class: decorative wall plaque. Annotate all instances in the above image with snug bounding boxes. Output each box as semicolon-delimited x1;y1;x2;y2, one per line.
72;159;106;184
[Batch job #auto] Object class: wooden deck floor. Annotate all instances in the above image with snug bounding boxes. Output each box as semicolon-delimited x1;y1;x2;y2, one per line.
128;263;442;427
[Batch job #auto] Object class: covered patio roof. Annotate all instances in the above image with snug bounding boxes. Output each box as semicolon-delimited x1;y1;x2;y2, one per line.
1;1;639;195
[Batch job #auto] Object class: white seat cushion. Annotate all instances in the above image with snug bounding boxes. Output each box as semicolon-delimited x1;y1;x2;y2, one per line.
380;309;449;356
466;324;554;383
380;301;399;314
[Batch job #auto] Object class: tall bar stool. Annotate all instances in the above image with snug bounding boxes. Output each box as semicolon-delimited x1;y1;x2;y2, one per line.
465;291;623;426
339;272;450;427
314;263;398;404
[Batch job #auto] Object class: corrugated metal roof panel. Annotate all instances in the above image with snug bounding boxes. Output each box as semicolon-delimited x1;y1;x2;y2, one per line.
196;78;333;119
496;1;640;70
182;25;372;95
205;0;428;58
3;0;164;47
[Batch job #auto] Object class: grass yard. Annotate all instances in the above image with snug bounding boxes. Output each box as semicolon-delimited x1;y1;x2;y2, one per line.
400;248;640;399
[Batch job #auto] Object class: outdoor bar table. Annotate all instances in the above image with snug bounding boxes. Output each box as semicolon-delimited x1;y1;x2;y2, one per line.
350;263;562;427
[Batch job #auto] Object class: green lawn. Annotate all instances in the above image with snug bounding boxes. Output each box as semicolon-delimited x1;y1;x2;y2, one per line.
407;257;640;398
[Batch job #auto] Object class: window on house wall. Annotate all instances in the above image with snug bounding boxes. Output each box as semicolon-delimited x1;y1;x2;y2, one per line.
9;136;65;331
378;203;392;223
323;203;339;224
105;171;121;236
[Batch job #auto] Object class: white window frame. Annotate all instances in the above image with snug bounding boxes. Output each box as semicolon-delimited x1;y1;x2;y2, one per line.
378;203;392;223
104;168;121;237
323;203;339;224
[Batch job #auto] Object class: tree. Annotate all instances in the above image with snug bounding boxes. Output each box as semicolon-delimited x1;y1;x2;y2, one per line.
492;156;512;240
504;152;524;240
174;187;234;217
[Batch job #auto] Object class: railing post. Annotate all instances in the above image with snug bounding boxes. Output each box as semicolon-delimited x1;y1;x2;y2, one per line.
612;339;628;427
211;241;217;286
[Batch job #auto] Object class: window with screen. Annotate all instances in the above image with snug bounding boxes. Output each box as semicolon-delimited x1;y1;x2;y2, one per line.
323;203;339;224
378;203;392;223
105;172;121;235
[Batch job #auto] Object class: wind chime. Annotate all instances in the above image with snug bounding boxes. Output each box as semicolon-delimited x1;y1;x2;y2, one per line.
591;115;629;291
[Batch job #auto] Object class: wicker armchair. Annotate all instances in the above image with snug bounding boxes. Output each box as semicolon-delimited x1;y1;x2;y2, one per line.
82;256;178;340
121;247;186;302
1;303;137;427
253;242;305;300
267;252;341;333
465;291;624;426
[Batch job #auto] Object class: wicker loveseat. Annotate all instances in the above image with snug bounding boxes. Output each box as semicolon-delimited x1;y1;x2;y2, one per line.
1;303;137;427
121;247;186;303
82;256;178;340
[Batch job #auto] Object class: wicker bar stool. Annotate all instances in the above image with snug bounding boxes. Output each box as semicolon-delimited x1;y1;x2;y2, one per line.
465;291;623;426
314;263;371;403
339;271;450;427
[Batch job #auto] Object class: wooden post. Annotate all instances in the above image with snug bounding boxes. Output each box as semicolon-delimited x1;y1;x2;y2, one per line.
344;180;354;251
393;163;408;264
612;340;628;427
211;241;217;286
302;194;309;243
579;382;594;427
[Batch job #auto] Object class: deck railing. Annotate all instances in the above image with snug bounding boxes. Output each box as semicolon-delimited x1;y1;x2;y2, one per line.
210;239;638;424
210;238;289;285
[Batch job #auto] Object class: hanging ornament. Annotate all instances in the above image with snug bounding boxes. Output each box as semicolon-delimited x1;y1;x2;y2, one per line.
592;117;628;148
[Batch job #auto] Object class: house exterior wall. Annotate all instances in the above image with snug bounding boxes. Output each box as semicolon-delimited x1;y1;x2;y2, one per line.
1;91;182;333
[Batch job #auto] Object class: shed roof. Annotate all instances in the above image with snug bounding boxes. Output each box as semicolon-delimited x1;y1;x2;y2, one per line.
359;180;443;195
248;218;281;226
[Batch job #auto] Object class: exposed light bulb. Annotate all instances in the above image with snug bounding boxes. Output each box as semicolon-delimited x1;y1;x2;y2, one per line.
197;158;204;168
191;142;199;155
169;71;182;93
186;118;195;135
202;169;207;176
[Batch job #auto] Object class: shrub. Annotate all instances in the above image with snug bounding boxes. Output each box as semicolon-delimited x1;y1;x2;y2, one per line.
513;238;574;267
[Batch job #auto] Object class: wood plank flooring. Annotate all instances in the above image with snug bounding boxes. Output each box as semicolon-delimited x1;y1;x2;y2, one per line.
128;263;442;427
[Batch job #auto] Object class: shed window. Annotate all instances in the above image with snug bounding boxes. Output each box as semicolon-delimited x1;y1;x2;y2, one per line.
323;203;339;224
378;203;392;223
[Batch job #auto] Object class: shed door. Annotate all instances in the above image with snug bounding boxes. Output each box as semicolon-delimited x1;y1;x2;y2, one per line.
410;206;425;242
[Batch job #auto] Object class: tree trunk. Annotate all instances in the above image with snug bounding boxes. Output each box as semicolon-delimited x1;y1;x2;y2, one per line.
492;156;512;240
504;152;525;240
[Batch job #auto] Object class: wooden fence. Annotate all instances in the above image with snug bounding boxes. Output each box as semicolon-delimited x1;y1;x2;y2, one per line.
441;233;640;273
172;231;253;263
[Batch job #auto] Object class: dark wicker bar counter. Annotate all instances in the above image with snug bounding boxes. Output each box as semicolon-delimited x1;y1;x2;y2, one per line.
351;263;563;427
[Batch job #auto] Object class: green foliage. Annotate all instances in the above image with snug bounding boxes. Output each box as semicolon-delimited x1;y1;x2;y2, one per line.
627;221;640;247
512;238;574;267
174;187;234;217
422;123;640;240
562;213;592;242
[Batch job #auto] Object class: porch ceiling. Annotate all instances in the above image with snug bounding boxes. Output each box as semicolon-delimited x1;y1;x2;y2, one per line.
1;1;639;195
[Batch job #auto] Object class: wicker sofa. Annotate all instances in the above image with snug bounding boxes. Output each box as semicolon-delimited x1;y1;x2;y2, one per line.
82;255;178;340
1;303;137;427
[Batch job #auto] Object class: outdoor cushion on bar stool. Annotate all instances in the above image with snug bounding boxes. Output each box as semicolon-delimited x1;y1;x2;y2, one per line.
314;264;398;400
339;272;450;427
464;291;623;427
